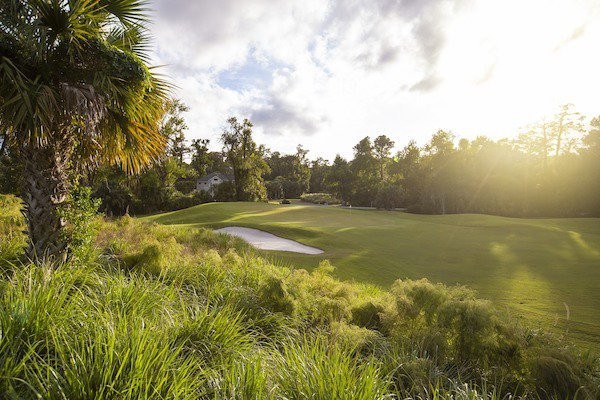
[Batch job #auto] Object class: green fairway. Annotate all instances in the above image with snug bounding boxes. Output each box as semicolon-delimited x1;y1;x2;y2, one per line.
146;202;600;351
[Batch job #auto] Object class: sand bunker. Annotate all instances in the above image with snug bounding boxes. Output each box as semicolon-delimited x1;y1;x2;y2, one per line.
215;226;324;255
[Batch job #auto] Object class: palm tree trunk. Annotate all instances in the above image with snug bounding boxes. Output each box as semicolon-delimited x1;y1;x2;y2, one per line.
20;141;71;263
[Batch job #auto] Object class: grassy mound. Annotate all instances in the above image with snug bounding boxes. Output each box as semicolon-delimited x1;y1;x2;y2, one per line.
1;195;599;399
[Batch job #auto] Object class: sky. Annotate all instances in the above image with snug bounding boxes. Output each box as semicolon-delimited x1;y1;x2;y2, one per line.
149;0;600;161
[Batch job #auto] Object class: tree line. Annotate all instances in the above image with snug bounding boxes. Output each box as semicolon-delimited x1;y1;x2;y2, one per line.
2;102;598;220
319;104;600;217
218;103;599;218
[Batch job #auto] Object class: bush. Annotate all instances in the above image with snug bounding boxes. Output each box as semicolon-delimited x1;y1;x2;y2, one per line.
174;178;197;194
92;180;135;216
164;190;208;211
351;301;385;331
213;180;236;202
381;279;523;370
58;186;102;264
300;193;341;205
529;355;582;398
258;276;295;314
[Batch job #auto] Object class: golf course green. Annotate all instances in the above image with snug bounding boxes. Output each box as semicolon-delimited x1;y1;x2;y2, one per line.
146;201;600;351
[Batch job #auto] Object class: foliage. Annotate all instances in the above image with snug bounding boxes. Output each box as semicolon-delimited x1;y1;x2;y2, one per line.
300;192;341;205
0;203;598;398
0;0;169;261
265;145;311;199
89;134;207;216
273;337;391;400
350;136;380;206
92;169;136;216
302;106;600;216
161;99;190;163
309;157;331;193
190;138;211;176
221;117;270;201
326;155;353;202
0;150;21;195
373;134;395;182
374;184;404;210
57;185;102;264
0;195;26;264
213;180;237;202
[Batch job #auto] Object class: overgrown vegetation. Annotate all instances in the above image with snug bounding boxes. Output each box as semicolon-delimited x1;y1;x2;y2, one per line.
1;195;598;399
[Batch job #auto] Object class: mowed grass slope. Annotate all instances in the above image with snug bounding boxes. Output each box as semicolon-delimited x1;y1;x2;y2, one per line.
146;202;600;350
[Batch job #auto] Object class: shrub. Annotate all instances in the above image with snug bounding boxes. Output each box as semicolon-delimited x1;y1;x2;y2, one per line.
300;193;341;205
351;301;385;331
58;185;102;264
92;180;135;216
124;237;184;276
258;276;295;314
330;321;382;354
529;355;581;398
214;180;236;202
288;261;356;326
382;279;522;369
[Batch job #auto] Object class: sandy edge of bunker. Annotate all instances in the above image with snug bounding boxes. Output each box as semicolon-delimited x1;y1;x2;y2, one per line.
214;226;324;255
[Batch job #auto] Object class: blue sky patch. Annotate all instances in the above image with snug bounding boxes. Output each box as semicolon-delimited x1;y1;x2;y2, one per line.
216;52;286;91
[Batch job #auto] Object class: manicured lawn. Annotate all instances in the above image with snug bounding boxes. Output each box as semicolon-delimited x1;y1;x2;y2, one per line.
145;202;600;351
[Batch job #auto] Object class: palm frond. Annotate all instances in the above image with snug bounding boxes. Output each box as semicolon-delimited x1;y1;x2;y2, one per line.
98;0;150;27
105;24;151;60
0;0;170;172
0;57;59;141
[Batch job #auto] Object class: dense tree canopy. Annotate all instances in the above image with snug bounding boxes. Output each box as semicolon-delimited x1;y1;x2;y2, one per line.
288;106;600;216
264;145;311;199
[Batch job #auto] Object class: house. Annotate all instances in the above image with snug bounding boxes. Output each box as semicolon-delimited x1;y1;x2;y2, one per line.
196;172;232;194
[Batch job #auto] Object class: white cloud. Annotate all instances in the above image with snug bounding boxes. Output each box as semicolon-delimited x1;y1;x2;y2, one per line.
148;0;600;160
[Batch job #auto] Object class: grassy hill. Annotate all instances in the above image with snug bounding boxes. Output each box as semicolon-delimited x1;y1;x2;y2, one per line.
1;194;599;398
147;201;600;351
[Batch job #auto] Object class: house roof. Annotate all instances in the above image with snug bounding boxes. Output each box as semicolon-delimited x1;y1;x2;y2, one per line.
197;172;232;183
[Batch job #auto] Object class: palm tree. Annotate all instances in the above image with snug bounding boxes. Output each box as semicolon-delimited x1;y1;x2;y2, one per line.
0;0;169;262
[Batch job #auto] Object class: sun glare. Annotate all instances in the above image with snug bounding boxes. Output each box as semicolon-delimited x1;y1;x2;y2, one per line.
436;0;599;140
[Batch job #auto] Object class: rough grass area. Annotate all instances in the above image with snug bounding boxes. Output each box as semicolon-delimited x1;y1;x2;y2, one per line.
0;194;26;263
1;195;599;399
146;201;600;351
